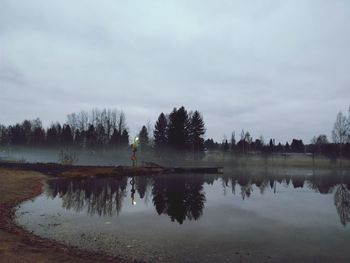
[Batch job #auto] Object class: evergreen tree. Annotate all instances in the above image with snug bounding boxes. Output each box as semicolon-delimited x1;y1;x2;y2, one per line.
121;129;129;147
167;106;190;150
230;132;236;152
31;118;45;146
189;110;206;153
61;124;73;146
9;124;26;145
269;138;274;153
222;139;229;151
285;142;290;152
139;125;149;151
74;129;82;147
46;123;61;146
0;125;10;146
110;128;120;148
291;139;304;153
110;128;129;149
22;120;32;145
204;138;218;150
153;113;168;151
86;124;97;148
32;126;46;146
253;138;263;152
96;124;107;148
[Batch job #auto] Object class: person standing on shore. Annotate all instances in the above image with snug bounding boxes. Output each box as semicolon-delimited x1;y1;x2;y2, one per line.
131;137;139;166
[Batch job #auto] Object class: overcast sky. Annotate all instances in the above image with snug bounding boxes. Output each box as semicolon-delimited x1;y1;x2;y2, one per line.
1;0;349;143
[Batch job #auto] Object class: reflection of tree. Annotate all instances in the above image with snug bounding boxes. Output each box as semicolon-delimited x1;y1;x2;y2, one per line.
226;170;350;227
135;176;149;199
256;179;269;194
334;184;350;226
238;176;253;200
307;174;337;194
46;177;128;216
152;175;206;224
186;177;206;220
231;179;236;195
291;177;305;188
240;183;253;199
46;170;350;227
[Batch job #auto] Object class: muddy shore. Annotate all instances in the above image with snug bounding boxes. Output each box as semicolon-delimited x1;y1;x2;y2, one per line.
0;167;133;263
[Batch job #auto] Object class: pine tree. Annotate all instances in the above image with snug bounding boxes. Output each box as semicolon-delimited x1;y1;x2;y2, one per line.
230;131;236;152
153;113;168;151
86;124;97;148
121;130;129;147
167;106;190;150
189;110;206;153
139;125;149;151
110;128;120;148
61;124;73;146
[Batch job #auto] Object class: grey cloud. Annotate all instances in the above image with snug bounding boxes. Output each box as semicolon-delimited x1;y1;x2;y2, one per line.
0;61;25;85
0;0;349;143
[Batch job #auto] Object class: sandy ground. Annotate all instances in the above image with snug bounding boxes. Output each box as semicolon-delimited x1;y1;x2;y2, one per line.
0;168;127;263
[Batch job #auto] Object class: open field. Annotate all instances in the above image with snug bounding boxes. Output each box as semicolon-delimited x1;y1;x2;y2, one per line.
205;153;350;169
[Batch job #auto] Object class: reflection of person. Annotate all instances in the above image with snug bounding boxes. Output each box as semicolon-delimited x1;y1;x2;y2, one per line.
130;177;136;205
131;137;139;167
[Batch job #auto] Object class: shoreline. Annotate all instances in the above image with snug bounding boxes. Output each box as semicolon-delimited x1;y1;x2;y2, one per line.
0;168;129;263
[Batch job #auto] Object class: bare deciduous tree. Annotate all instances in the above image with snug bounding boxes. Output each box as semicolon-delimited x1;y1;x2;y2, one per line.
77;111;89;131
332;111;348;144
67;113;78;135
332;111;348;161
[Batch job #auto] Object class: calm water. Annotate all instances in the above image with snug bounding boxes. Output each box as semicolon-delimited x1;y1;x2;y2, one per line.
16;168;350;262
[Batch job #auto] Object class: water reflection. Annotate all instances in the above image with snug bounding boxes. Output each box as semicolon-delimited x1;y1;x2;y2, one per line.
152;175;207;224
334;185;350;226
46;171;350;226
47;177;128;216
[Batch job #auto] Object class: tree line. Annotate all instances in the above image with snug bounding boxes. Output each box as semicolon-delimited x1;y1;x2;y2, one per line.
204;107;350;159
1;105;349;159
0;109;130;149
204;132;308;154
0;106;206;156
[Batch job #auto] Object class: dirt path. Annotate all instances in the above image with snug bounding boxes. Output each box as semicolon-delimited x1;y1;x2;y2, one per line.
0;168;127;263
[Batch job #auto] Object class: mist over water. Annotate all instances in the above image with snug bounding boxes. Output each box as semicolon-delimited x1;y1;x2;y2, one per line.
2;146;347;169
2;147;136;166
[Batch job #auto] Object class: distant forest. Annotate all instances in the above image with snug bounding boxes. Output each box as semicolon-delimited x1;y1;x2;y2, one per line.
0;106;350;159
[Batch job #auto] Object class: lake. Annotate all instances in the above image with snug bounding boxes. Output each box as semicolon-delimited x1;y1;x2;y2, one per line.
15;168;350;262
